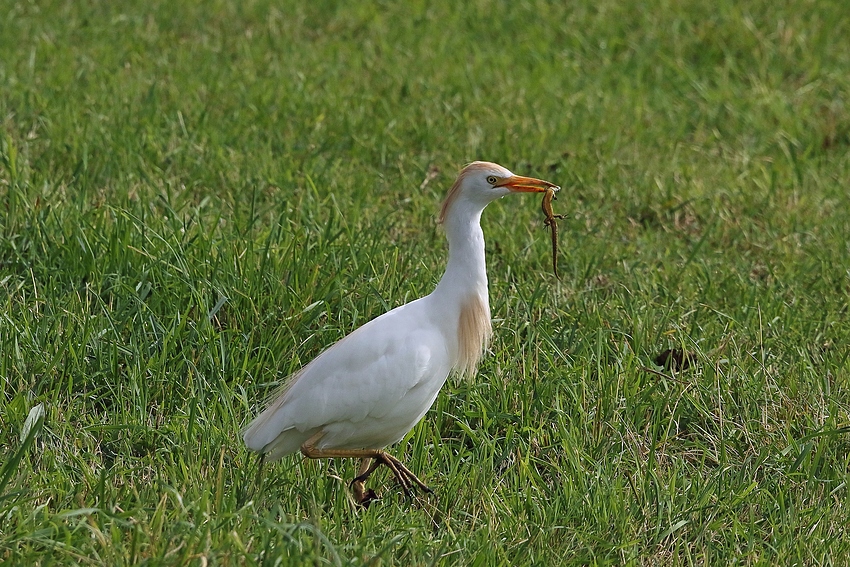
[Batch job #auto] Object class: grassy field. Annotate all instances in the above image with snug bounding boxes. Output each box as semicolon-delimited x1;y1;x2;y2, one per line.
2;0;849;564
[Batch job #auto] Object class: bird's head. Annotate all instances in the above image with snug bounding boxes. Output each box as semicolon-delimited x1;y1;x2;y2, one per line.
439;161;560;223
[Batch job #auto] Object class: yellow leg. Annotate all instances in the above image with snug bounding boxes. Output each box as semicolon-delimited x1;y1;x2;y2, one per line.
300;434;432;505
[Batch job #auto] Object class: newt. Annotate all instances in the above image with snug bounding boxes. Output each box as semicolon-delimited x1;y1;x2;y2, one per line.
541;186;566;279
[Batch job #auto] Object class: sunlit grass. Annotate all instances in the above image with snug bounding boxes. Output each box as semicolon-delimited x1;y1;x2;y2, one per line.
2;0;849;564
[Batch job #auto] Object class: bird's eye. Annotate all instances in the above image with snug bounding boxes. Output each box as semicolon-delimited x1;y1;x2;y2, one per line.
486;176;499;185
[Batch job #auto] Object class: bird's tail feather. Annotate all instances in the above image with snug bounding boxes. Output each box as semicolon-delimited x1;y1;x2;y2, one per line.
242;411;313;460
241;368;307;454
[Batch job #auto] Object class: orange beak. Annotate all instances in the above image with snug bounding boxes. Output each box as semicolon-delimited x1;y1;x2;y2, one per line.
495;175;560;193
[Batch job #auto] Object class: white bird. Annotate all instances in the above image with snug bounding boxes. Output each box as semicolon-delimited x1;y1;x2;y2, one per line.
243;161;560;505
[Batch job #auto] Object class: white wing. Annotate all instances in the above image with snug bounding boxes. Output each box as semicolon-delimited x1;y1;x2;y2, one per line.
242;297;452;458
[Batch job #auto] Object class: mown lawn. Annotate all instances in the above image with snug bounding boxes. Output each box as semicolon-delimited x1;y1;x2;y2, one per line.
2;0;849;564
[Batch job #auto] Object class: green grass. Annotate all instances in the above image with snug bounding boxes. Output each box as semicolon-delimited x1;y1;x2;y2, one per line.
2;0;849;564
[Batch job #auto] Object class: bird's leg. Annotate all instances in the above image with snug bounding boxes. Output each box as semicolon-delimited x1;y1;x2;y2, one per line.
300;436;432;506
353;457;379;484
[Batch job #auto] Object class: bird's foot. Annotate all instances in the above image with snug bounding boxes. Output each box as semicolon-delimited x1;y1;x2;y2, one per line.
350;478;379;508
358;489;379;508
350;451;432;505
374;451;432;499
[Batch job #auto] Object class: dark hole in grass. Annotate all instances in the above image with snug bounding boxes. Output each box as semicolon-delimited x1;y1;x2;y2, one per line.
654;348;696;371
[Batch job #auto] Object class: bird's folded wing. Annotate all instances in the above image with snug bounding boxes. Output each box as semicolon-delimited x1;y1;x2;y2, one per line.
284;319;448;428
243;301;451;450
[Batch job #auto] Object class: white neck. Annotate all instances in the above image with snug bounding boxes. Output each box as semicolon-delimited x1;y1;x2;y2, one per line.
430;197;493;376
433;199;489;301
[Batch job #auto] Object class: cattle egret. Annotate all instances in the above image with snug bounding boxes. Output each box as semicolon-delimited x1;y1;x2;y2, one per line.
243;161;560;505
